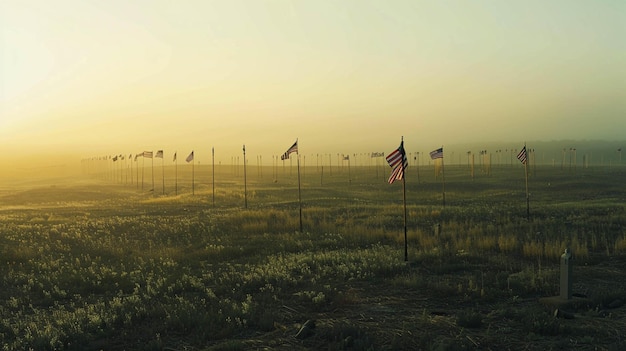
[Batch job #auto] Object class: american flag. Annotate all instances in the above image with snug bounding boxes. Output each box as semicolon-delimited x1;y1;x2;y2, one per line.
186;151;194;163
155;150;163;158
429;147;443;160
143;151;153;158
517;146;527;164
280;140;298;160
387;163;404;184
386;141;407;184
370;152;384;158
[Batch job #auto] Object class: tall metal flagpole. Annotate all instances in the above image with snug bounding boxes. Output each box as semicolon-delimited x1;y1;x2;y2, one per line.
192;152;195;196
136;156;139;190
175;152;178;196
297;146;303;232
243;145;247;209
212;147;215;206
441;145;446;208
402;137;408;262
142;156;145;191
162;153;165;195
151;156;155;194
524;143;530;220
348;156;351;185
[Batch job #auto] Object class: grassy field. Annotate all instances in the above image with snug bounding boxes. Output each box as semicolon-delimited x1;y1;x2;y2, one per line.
1;164;625;350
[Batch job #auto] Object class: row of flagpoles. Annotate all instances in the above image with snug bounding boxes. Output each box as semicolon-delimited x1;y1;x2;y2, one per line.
84;144;587;194
87;150;196;197
81;139;532;261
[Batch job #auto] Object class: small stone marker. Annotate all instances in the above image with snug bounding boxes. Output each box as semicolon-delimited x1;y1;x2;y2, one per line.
560;248;572;300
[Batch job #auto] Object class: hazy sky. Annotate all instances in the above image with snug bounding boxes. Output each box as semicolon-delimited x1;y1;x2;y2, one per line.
1;0;625;164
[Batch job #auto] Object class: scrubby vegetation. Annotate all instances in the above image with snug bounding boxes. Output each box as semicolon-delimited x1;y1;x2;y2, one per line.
1;165;625;350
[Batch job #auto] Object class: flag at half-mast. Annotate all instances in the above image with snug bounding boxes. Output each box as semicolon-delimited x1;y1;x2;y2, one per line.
517;146;527;164
281;140;298;160
186;151;194;163
155;150;163;158
386;140;407;184
430;147;443;160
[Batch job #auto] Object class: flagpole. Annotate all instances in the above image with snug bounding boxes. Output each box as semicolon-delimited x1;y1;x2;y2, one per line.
192;152;195;196
128;156;131;185
151;155;155;195
243;144;248;209
175;152;178;196
212;147;215;206
348;156;351;185
441;145;446;208
136;156;139;190
142;156;145;191
524;143;530;220
297;148;303;232
402;138;408;262
162;153;165;195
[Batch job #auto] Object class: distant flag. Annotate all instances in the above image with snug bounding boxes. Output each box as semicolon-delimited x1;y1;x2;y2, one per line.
155;150;163;158
143;151;153;158
343;155;350;161
517;146;527;164
112;156;118;162
186;151;194;163
281;140;298;160
430;147;443;160
371;152;384;158
173;152;177;162
386;140;407;184
129;154;132;159
135;153;141;161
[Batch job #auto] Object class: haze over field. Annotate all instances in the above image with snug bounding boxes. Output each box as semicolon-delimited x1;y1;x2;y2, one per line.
1;0;625;175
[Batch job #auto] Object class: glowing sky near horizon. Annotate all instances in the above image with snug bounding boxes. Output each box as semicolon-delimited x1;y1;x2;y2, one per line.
1;0;625;162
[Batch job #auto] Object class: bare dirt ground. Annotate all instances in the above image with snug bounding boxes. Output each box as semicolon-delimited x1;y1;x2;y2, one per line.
219;257;626;351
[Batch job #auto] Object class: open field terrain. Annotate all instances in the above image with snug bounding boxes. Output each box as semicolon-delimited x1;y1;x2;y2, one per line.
1;165;626;350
